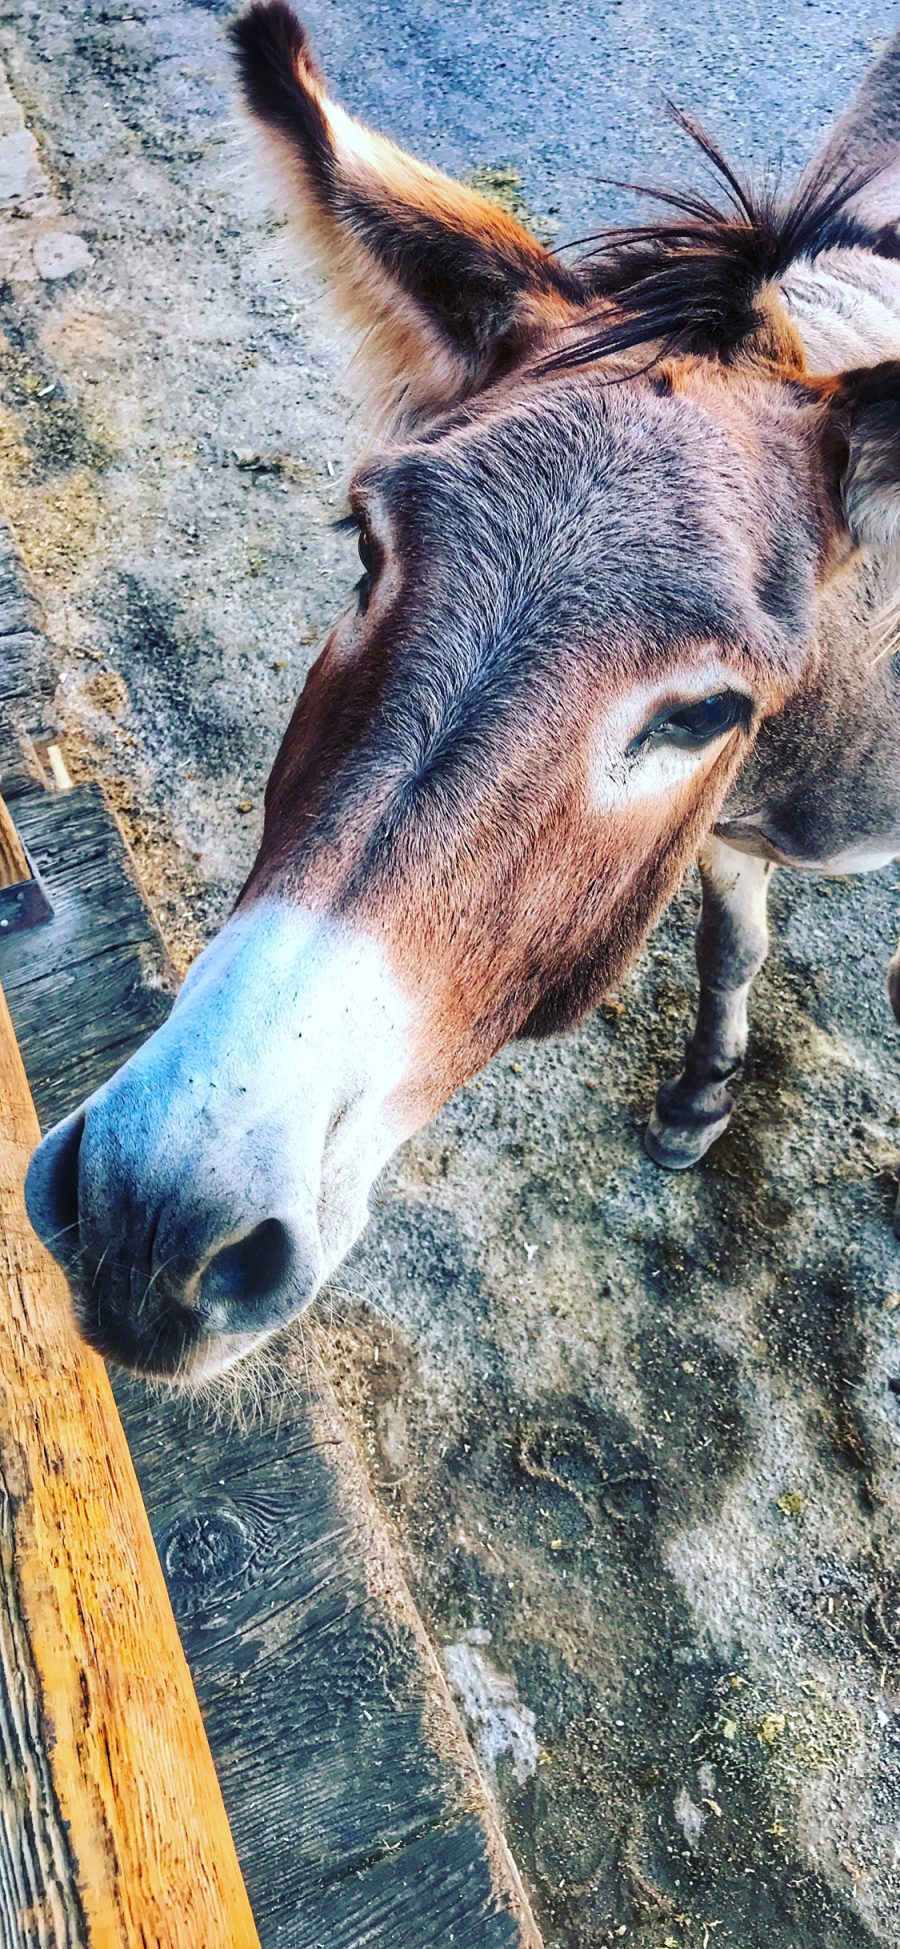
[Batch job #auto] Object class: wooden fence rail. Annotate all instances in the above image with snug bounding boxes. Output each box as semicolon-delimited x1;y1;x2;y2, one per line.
0;791;30;888
0;976;260;1949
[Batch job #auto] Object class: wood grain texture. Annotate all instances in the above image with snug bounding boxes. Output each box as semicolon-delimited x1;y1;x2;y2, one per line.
0;980;260;1949
0;632;53;719
0;794;30;889
0;720;46;802
0;528;49;704
117;1377;527;1949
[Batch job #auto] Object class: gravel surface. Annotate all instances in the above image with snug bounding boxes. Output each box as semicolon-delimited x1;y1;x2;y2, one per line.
0;4;898;1944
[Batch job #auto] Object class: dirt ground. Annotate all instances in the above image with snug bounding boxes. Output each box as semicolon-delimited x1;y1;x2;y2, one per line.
1;3;899;1945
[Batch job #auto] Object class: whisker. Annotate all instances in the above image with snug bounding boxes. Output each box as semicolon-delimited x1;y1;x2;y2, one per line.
35;1218;81;1251
136;1256;176;1322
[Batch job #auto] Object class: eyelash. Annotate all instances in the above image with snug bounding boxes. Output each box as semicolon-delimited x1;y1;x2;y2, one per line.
334;509;377;606
356;527;376;578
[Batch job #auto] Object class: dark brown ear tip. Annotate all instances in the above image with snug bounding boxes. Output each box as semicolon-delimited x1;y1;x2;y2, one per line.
228;0;331;146
228;0;313;77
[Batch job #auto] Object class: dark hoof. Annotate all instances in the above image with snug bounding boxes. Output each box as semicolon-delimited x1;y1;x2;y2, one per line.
889;955;900;1027
644;1079;734;1171
643;1114;729;1170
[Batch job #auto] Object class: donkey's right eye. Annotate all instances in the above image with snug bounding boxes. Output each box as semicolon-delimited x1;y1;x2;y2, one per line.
334;507;379;605
631;689;751;754
661;690;749;745
357;527;376;577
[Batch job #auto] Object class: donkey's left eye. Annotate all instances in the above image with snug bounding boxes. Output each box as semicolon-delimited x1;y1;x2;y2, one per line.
638;690;749;751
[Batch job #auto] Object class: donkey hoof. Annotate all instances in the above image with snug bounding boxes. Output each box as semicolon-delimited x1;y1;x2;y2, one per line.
644;1113;728;1171
888;953;900;1026
644;1081;733;1172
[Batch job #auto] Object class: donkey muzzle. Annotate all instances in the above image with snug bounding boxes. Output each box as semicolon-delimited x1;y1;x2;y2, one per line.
25;901;412;1377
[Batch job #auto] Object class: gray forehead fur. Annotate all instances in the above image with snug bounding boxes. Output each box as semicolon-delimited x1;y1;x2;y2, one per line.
357;372;818;697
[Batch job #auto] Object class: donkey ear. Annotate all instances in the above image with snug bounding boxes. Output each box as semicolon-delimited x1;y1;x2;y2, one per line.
823;360;900;549
230;2;578;425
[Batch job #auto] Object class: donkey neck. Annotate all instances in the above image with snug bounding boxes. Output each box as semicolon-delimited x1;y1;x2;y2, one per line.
718;247;900;870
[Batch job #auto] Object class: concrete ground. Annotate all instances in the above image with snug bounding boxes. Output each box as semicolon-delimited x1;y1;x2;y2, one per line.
0;3;898;1944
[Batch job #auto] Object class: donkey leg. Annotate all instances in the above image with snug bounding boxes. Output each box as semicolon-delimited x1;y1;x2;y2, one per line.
645;839;773;1171
888;946;900;1026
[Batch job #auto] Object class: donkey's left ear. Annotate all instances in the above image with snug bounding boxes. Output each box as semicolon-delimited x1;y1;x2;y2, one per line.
822;360;900;549
230;2;580;426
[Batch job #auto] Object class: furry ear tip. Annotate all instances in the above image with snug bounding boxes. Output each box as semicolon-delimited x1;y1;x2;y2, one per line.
229;0;324;119
228;0;310;66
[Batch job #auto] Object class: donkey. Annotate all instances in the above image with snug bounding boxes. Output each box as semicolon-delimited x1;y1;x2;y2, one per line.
25;3;900;1379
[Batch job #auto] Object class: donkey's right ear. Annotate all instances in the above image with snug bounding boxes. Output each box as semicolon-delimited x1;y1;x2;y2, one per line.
230;2;580;427
820;360;900;550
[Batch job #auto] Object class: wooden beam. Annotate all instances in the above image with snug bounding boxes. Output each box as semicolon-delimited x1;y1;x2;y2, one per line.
0;791;51;932
0;979;260;1949
0;719;46;800
0;790;30;887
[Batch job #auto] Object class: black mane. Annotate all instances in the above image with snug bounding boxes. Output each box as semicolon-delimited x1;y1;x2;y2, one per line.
548;111;897;371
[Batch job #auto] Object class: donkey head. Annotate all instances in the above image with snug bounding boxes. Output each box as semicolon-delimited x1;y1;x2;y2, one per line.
26;2;900;1377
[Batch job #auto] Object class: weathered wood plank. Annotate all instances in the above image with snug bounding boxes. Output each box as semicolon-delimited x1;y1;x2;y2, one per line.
0;719;45;801
0;785;174;1124
0;1491;86;1949
0;633;53;708
291;1816;526;1949
0;523;44;648
116;1374;529;1949
0;978;260;1948
0;530;56;770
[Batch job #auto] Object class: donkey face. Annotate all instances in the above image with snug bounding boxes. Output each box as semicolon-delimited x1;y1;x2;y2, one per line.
25;3;900;1377
253;366;811;1077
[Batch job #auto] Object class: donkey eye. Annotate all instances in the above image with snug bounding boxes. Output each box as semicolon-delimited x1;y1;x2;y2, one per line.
357;526;376;576
636;690;749;752
333;508;379;608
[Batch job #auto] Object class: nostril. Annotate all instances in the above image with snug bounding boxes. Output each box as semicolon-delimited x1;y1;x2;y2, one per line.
24;1111;86;1264
199;1216;295;1325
